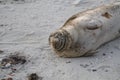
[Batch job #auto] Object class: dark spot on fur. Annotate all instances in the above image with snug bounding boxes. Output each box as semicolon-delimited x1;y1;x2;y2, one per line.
102;12;112;19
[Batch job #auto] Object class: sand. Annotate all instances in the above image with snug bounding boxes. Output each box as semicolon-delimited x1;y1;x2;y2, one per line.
0;0;120;80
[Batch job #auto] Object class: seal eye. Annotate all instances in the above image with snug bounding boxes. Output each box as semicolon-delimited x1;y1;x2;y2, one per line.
85;19;102;30
86;25;99;30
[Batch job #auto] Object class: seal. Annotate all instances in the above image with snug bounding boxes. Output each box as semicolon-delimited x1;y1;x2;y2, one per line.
49;2;120;57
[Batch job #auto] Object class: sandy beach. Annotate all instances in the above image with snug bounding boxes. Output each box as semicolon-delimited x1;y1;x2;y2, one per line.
0;0;120;80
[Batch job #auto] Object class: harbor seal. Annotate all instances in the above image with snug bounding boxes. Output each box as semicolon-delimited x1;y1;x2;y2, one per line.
49;2;120;57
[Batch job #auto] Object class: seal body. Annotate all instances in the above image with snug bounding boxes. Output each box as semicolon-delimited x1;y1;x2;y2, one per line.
49;3;120;57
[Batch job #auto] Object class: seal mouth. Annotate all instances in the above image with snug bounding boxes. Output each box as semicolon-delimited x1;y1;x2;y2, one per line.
49;30;71;52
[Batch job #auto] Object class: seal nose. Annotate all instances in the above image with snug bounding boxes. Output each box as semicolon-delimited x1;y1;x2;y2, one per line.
49;32;66;51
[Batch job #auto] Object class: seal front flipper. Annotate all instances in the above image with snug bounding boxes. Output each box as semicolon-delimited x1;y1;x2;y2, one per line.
83;50;99;56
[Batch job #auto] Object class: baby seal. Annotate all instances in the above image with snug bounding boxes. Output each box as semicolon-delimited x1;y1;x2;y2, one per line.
49;2;120;57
